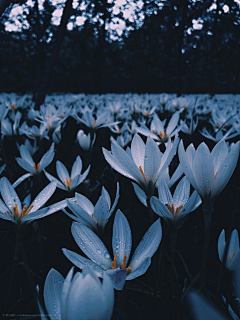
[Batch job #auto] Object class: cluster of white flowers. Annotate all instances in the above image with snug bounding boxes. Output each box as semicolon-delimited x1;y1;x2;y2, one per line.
1;92;240;319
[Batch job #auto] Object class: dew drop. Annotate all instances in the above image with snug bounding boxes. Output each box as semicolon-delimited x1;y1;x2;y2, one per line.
97;249;102;255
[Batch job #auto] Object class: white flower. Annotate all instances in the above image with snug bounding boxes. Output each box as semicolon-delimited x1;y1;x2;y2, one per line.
43;265;114;320
63;210;162;290
178;140;240;202
103;133;179;195
218;229;239;271
77;129;95;150
44;156;90;192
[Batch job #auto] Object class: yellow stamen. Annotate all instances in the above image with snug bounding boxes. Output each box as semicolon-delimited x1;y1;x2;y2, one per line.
216;123;220;128
13;203;19;218
121;254;127;270
159;131;164;139
214;171;218;179
93;120;97;128
126;266;132;274
21;204;34;218
112;253;117;269
139;166;146;181
145;111;151;116
91;213;94;218
10;103;16;110
229;252;236;263
175;205;183;217
64;177;73;189
182;105;187;109
166;203;183;217
33;162;41;173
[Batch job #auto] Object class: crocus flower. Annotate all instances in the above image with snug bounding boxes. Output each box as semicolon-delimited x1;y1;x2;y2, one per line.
63;183;119;232
44;156;90;192
150;177;201;229
0;177;66;225
42;265;114;320
218;229;239;271
103;133;179;195
178;140;240;202
77;129;96;150
63;210;162;290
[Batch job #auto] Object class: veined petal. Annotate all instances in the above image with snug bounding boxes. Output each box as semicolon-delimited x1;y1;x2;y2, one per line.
178;140;199;193
12;173;33;189
62;249;104;277
93;196;110;229
43;268;64;320
132;182;147;207
1;177;22;213
16;158;36;174
192;142;214;200
173;177;190;208
19;144;34;166
157;179;173;205
101;186;111;209
75;193;94;214
126;258;151;280
211;141;240;200
71;222;112;270
150;196;173;221
56;161;70;184
112;210;132;268
144;137;162;183
131;134;145;168
39;143;55;171
67;199;97;230
30;182;57;212
71;156;82;179
211;141;228;175
129;219;162;271
44;170;66;190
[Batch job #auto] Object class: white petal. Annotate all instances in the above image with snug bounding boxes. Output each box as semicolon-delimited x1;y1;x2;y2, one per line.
43;268;64;320
105;268;126;290
129;219;162;271
132;182;147;207
144;137;162;183
211;141;228;174
67;199;96;230
71;222;112;270
157;179;173;205
150;196;173;222
19;144;34;166
39;143;55;171
112;210;132;268
71;156;82;179
166;111;179;135
16;158;36;174
56;161;70;184
44;170;65;190
131;134;145;168
1;177;22;213
101;273;115;319
101;186;111;208
30;182;57;212
93;196;110;229
12;173;33;188
110;182;120;214
126;257;151;280
75;193;94;214
173;176;190;208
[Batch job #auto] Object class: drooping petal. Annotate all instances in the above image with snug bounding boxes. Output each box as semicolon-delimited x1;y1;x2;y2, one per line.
43;268;64;320
112;210;132;268
129;219;162;271
71;222;112;270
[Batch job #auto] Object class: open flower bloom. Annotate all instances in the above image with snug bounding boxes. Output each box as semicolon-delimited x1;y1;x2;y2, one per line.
44;156;90;192
150;177;201;229
42;265;114;320
0;177;66;225
63;183;119;232
62;210;162;290
218;229;240;271
178;140;240;202
103;133;179;195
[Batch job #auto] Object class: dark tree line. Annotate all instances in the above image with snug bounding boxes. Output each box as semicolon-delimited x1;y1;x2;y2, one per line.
1;0;240;100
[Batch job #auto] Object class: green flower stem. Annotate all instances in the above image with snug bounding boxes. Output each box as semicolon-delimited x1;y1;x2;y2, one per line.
199;198;213;288
5;226;22;312
170;228;177;320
